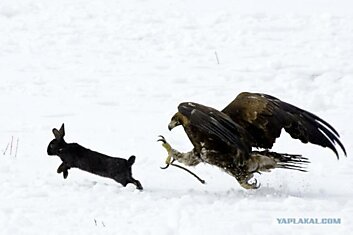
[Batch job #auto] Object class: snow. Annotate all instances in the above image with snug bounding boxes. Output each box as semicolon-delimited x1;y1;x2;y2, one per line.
0;0;352;234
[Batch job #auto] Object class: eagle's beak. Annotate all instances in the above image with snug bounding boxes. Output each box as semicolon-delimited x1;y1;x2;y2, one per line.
168;120;179;131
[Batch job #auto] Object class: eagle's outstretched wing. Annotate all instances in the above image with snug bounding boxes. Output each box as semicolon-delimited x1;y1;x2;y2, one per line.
178;102;252;159
222;92;346;158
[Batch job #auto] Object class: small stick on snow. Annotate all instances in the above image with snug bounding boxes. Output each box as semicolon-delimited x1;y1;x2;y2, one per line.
3;142;9;155
15;138;19;158
215;51;220;64
10;136;13;156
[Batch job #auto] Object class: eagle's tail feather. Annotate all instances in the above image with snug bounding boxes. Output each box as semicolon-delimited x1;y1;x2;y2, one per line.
248;150;310;173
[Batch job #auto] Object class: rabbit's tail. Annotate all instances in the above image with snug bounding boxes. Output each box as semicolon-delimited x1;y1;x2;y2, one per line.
127;155;136;167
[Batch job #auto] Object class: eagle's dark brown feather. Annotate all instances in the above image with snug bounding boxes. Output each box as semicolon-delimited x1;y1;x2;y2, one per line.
164;92;346;189
178;102;252;164
222;92;346;158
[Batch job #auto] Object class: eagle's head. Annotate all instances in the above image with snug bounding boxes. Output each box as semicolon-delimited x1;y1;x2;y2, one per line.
168;112;188;130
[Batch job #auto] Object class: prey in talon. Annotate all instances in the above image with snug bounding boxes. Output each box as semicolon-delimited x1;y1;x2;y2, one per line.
161;92;346;190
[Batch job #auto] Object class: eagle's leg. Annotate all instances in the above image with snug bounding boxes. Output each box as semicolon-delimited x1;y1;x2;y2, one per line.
236;173;261;190
158;136;201;166
158;135;173;165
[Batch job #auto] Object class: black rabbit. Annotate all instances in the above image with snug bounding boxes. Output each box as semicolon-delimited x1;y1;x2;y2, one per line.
47;124;143;190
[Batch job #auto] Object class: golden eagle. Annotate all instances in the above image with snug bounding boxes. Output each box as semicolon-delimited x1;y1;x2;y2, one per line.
159;92;346;189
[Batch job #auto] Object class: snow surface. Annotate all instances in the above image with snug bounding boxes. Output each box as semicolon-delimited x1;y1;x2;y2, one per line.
0;0;353;234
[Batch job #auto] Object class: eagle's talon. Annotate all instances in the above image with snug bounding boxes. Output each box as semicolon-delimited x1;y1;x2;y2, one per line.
158;135;172;152
253;178;258;187
240;178;261;190
250;178;261;189
157;135;167;144
160;164;170;169
160;159;176;170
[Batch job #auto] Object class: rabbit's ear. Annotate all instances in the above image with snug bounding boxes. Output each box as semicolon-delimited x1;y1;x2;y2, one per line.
58;123;65;137
52;124;65;140
52;128;62;140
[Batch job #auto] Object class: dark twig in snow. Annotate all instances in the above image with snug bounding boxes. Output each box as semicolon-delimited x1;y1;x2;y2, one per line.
10;136;13;156
215;51;220;64
3;142;9;155
15;138;19;158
